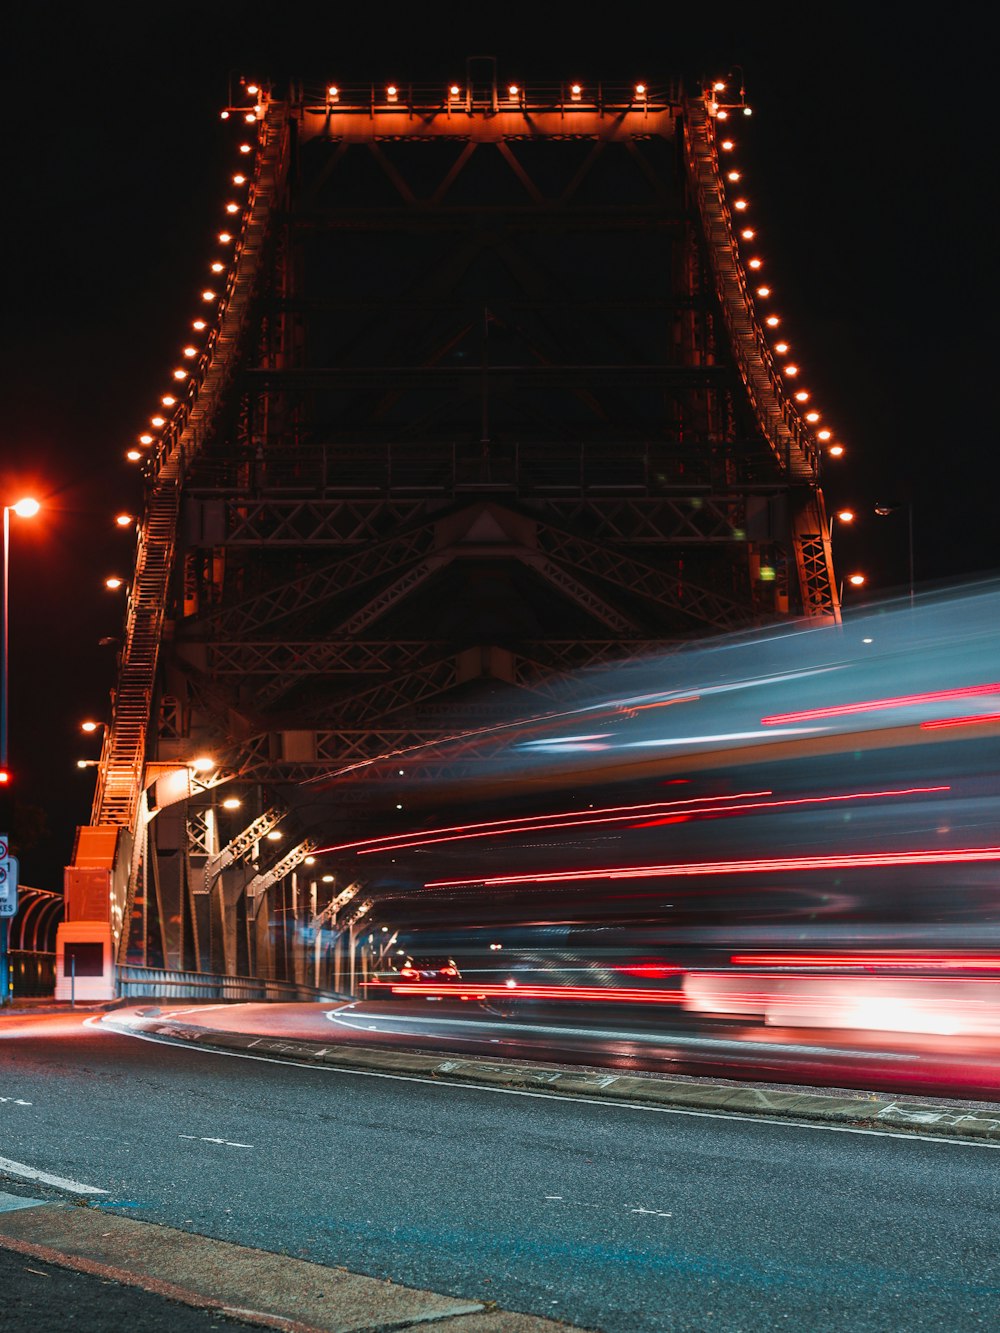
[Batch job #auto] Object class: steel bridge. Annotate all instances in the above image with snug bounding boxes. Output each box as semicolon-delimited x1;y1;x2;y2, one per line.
57;67;839;1000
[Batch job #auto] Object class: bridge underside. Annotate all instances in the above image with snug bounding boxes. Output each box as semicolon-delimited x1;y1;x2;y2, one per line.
60;77;839;997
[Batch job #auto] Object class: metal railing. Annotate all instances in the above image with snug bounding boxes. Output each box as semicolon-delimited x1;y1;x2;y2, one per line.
116;965;342;1003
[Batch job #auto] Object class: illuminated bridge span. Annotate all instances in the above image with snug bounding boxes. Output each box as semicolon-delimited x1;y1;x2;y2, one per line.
59;69;839;998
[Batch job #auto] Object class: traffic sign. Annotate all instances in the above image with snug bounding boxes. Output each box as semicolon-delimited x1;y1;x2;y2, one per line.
0;840;18;918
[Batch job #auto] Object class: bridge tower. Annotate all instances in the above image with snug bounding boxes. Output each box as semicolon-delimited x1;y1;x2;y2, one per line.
57;71;839;999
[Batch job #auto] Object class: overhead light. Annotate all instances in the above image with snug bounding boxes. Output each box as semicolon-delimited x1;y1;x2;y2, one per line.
232;174;246;185
794;389;810;402
238;143;253;155
172;369;187;381
191;756;215;772
765;315;780;327
222;797;242;810
105;576;124;590
570;83;582;101
210;261;225;273
386;84;398;101
756;285;771;297
327;85;339;101
817;428;832;441
720;139;734;151
192;320;207;332
201;289;217;301
126;449;142;462
828;444;845;457
635;83;646;98
225;202;240;214
151;415;166;427
848;573;865;587
266;830;282;841
182;346;197;358
740;228;755;240
805;410;820;422
784;363;799;376
115;513;134;527
161;394;177;407
139;433;154;445
733;198;748;211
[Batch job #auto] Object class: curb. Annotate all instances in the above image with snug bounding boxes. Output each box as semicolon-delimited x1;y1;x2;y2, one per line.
101;1012;1000;1145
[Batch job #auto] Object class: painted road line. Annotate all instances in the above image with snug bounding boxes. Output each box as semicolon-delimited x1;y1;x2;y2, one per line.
0;1192;44;1214
0;1157;108;1195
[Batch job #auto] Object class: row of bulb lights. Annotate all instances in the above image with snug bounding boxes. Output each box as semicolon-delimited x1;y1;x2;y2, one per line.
322;82;652;104
709;79;845;464
123;84;263;470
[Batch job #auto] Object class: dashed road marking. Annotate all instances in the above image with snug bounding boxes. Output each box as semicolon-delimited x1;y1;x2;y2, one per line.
178;1136;254;1149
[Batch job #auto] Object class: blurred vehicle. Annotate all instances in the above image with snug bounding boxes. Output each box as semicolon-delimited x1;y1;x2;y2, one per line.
396;956;462;984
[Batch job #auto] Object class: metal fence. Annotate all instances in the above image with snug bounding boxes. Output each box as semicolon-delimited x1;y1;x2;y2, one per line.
116;965;341;1003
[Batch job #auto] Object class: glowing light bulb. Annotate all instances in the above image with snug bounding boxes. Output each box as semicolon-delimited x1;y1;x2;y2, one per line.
222;797;242;810
232;174;246;185
765;315;780;327
246;83;259;96
727;170;741;182
202;289;217;301
794;389;810;402
172;369;187;381
151;416;166;427
115;513;133;527
327;86;339;99
192;756;215;773
387;84;398;100
784;363;799;376
244;112;256;124
774;342;789;355
817;428;832;441
220;110;230;121
713;81;726;92
805;411;820;422
733;198;748;211
105;576;124;590
743;105;752;116
449;84;460;96
571;83;582;96
225;203;240;214
126;449;142;462
828;444;845;457
218;232;233;244
635;83;646;97
848;573;865;587
182;346;197;358
837;509;855;524
748;257;762;269
192;320;207;331
740;228;755;240
211;262;225;274
161;395;176;407
756;285;771;297
509;84;520;97
139;433;153;445
717;109;729;120
238;143;253;154
720;139;734;151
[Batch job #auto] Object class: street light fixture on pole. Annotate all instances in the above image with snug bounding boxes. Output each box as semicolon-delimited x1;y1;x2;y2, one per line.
1;498;40;778
874;501;915;609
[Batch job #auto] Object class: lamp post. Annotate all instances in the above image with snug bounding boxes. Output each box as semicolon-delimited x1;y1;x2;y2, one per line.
1;498;40;776
874;501;915;608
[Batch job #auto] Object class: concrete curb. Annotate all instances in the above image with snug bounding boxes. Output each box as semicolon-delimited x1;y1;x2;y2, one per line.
101;1012;1000;1145
0;1200;585;1333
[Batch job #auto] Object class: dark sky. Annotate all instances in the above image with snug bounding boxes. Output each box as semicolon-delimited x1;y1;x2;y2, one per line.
2;5;994;888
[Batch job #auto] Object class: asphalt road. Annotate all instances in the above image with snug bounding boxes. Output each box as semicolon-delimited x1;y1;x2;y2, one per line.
1;1012;999;1330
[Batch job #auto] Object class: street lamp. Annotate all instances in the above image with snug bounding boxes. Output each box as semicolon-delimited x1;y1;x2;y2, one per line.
2;498;40;775
874;501;915;608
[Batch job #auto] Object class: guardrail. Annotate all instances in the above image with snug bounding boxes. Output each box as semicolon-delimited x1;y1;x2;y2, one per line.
116;965;340;1003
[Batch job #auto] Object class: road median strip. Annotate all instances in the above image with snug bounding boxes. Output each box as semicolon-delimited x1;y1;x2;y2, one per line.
101;1011;1000;1144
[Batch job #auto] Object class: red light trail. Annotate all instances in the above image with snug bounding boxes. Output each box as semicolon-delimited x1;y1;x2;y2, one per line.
426;841;1000;890
761;682;1000;726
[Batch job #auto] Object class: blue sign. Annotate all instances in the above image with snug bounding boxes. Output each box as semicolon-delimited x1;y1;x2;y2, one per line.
0;845;18;918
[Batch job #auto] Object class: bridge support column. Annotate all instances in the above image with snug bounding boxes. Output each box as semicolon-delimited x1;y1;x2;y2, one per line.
56;826;130;1001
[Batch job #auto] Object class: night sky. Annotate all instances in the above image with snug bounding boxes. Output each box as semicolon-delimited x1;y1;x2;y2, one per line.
2;6;993;889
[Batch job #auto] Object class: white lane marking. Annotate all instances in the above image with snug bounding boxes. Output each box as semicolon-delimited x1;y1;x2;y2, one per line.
630;1206;673;1217
103;1017;1000;1151
0;1156;108;1195
0;1097;31;1106
178;1135;253;1148
544;1195;563;1199
324;1006;909;1061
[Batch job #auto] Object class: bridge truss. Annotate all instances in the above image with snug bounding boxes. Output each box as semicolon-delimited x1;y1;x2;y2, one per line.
59;70;840;999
